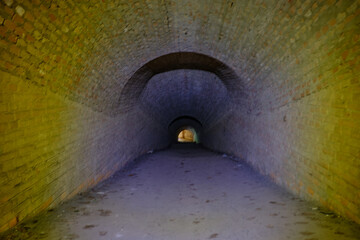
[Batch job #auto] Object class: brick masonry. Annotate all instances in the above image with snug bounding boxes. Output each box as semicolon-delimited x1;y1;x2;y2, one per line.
0;0;359;232
139;69;231;127
0;70;169;231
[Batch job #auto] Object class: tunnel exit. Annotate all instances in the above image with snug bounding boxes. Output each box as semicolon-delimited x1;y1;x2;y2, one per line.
168;116;202;145
177;127;199;143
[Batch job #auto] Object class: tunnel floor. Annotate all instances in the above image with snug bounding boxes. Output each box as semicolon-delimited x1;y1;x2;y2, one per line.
1;145;360;240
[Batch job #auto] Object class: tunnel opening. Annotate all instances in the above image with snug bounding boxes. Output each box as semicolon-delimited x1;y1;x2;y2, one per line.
177;127;199;143
168;116;203;145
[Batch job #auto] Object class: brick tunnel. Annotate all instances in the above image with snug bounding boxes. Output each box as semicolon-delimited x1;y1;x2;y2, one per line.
0;0;360;239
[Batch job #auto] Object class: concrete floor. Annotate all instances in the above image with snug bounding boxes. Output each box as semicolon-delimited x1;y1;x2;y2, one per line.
1;144;360;240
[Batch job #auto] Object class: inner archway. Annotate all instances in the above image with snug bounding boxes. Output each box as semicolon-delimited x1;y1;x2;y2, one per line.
117;52;242;113
168;116;203;144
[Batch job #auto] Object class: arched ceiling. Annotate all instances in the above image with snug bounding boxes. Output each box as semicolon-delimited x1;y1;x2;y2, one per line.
139;69;231;127
3;0;356;119
20;0;357;117
118;52;241;114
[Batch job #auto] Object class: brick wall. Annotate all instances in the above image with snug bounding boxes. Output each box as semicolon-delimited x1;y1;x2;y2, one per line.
0;70;169;231
202;0;360;224
0;0;171;232
0;0;359;231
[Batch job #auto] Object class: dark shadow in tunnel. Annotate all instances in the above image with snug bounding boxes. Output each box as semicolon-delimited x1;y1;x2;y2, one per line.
118;52;242;113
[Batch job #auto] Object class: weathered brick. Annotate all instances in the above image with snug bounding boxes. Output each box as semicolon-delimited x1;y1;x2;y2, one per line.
0;0;359;234
15;5;25;17
4;19;16;31
49;13;56;22
0;26;6;37
9;45;21;56
24;12;35;22
23;22;34;32
7;34;17;43
25;34;35;42
3;6;14;17
12;14;24;24
13;26;25;37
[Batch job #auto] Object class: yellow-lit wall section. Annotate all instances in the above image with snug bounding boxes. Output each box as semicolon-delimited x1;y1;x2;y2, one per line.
0;1;171;232
0;70;168;231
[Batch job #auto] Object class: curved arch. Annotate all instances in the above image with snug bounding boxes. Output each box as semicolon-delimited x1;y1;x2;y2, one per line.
168;116;203;144
169;115;203;128
118;52;242;112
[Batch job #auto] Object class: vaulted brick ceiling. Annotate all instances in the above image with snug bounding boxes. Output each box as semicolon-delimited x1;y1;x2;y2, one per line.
7;0;357;116
0;0;359;232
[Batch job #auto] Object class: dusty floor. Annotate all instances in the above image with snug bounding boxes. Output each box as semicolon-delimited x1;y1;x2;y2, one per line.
1;144;360;240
